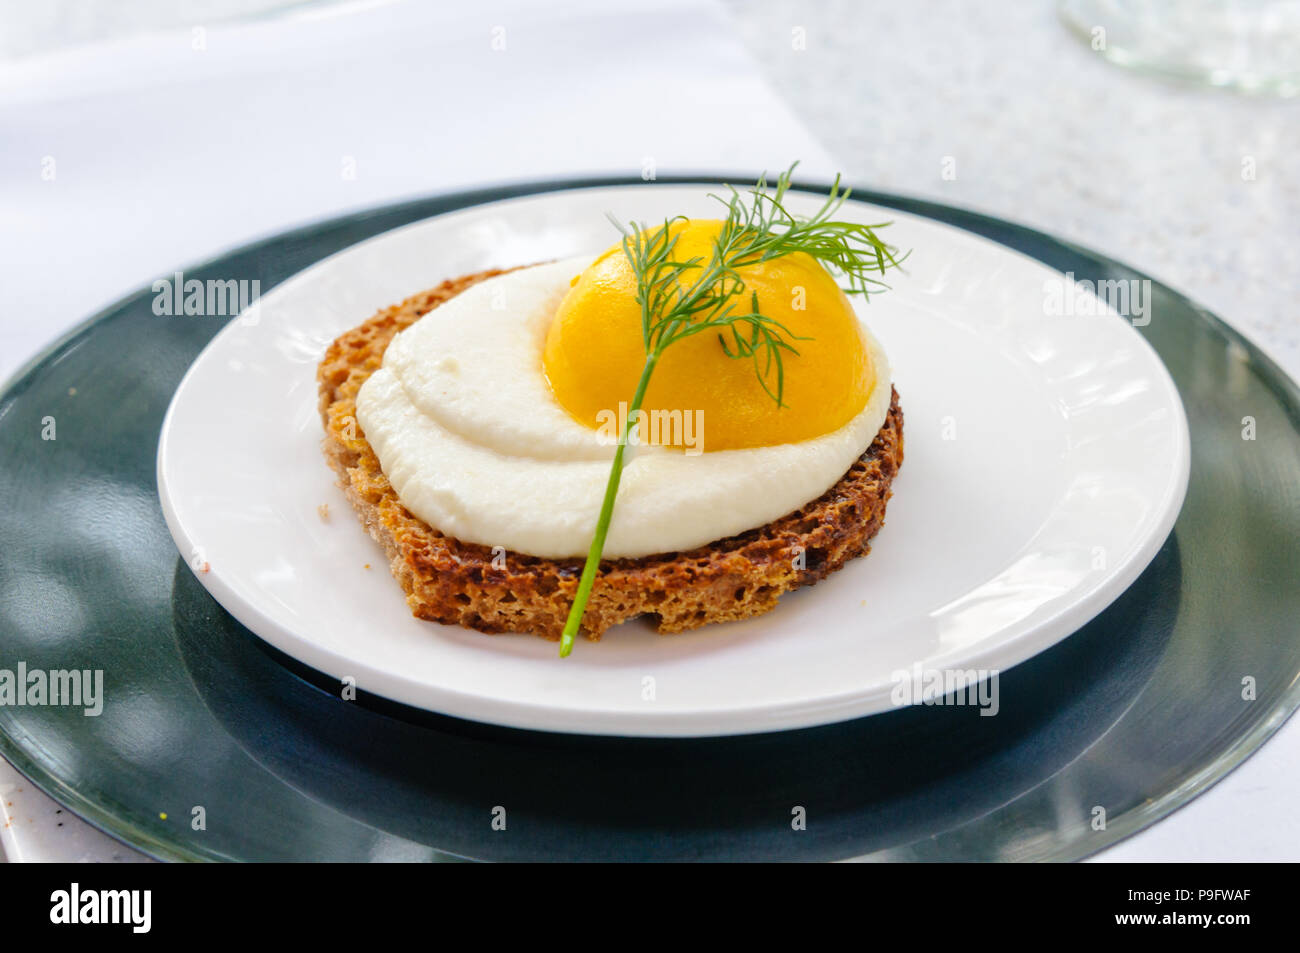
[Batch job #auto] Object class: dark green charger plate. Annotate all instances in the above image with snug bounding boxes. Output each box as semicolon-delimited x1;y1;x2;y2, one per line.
1;178;1298;862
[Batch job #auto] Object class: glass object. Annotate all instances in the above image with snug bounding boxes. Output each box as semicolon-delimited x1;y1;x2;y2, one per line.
1060;0;1300;95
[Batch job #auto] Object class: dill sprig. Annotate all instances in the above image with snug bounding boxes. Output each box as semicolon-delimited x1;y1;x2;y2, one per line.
558;164;905;657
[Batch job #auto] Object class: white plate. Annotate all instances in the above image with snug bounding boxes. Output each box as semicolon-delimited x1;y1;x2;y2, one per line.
158;184;1189;737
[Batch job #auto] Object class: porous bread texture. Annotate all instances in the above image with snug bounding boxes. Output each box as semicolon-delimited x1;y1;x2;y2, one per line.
317;268;904;641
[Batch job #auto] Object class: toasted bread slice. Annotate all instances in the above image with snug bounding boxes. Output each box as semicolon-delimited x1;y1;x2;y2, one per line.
317;267;903;641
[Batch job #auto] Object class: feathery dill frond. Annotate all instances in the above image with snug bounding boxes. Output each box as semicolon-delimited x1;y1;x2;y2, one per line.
560;165;906;656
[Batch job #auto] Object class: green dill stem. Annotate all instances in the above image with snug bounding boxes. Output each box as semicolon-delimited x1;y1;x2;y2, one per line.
558;165;904;656
559;351;659;657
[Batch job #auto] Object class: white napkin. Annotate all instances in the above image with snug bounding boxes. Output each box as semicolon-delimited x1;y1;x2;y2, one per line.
0;0;837;382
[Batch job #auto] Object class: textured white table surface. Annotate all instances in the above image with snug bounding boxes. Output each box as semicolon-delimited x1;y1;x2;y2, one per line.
1;0;1297;862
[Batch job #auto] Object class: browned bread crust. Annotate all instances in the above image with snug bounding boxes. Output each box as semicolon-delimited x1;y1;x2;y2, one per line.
317;268;904;642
